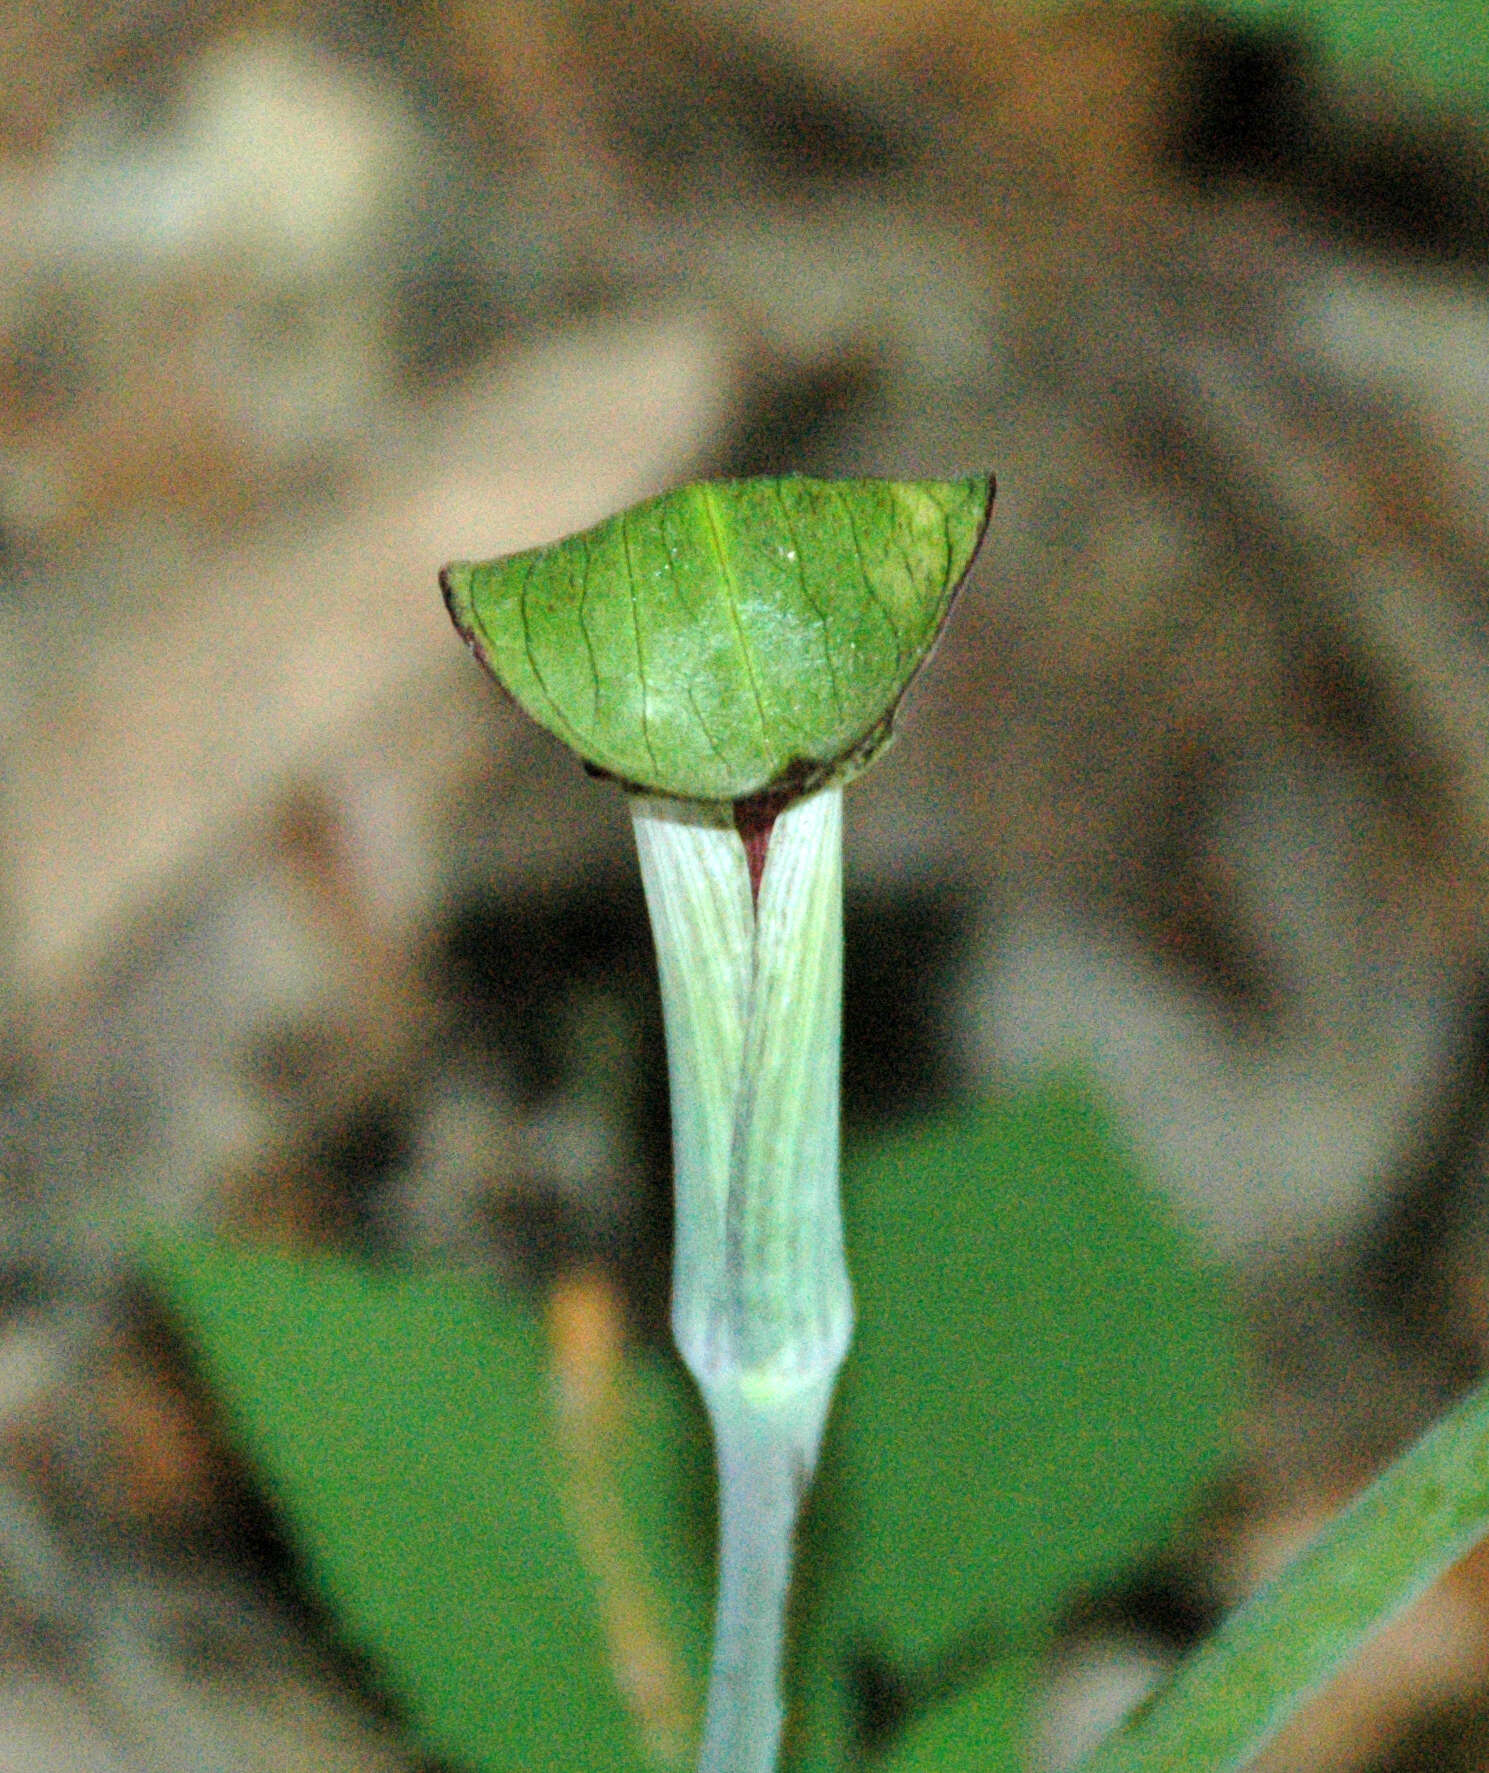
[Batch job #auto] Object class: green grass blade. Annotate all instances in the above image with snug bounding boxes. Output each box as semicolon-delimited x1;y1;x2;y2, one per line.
1076;1376;1489;1773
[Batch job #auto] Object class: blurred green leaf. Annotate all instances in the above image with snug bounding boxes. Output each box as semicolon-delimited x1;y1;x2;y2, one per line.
878;1656;1036;1773
151;1245;707;1773
826;1076;1243;1663
786;1077;1243;1771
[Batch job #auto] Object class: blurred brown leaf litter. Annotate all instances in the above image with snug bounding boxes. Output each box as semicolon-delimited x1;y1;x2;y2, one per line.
2;0;1489;1765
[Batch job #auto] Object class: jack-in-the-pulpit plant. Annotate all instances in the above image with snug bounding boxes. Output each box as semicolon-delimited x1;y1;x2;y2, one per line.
442;475;993;1773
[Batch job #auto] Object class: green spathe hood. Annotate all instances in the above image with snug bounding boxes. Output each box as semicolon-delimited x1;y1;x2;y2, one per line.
442;473;994;802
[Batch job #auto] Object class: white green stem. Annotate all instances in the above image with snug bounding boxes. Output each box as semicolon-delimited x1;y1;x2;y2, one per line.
631;786;852;1773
